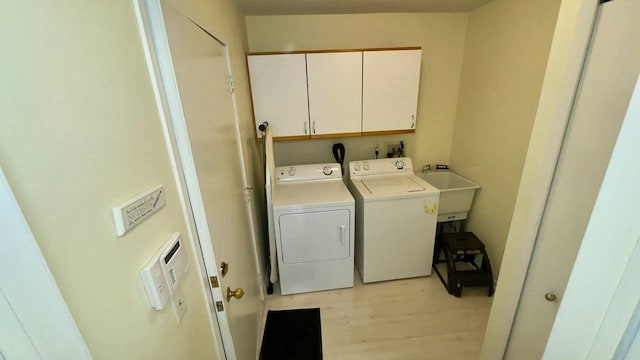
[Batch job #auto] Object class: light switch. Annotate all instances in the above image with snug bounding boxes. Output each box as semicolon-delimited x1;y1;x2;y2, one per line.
170;288;187;322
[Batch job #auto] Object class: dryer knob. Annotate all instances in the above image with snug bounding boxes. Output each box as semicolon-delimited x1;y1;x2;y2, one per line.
323;166;333;176
288;169;295;176
363;162;370;171
354;164;361;171
395;160;405;170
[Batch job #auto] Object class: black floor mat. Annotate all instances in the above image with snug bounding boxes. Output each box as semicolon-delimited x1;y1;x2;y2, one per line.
259;308;322;360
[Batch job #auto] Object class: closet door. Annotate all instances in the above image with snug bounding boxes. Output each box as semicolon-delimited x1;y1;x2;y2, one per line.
306;52;362;138
248;54;309;139
505;1;640;358
362;49;422;133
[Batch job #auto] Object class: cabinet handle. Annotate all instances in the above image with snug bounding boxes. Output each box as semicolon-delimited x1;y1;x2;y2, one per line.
312;121;316;134
304;122;308;134
339;225;346;245
411;115;415;129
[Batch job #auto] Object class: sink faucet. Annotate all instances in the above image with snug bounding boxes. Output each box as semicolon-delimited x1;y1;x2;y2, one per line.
422;164;432;173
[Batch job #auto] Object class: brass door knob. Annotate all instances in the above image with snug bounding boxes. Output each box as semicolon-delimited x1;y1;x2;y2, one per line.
226;287;245;302
545;292;557;302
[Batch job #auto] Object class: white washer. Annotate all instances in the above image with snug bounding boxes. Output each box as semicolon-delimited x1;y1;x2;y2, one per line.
348;157;440;283
273;163;355;295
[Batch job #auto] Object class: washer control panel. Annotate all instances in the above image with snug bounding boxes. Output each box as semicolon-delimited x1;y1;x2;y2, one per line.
276;163;342;183
349;157;414;177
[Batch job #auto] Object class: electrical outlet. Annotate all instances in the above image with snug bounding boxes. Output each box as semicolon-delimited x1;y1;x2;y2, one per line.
384;142;402;158
170;288;187;322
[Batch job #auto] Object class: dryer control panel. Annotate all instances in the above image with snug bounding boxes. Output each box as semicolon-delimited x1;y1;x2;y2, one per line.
276;163;342;183
349;157;414;177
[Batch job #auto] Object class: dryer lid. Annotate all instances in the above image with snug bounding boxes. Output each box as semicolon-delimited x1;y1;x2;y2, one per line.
361;175;426;196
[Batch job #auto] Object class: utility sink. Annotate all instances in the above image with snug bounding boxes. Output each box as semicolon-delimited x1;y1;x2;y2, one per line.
416;171;480;222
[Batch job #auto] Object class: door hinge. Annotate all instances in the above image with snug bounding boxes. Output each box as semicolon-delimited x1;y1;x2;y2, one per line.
209;276;219;288
216;301;224;312
227;75;235;93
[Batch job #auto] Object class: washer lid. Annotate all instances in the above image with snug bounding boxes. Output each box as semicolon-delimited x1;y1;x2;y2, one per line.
361;175;427;196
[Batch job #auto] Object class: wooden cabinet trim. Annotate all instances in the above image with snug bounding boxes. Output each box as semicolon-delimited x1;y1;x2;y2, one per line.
273;135;312;142
247;46;421;56
272;130;415;141
310;132;362;140
361;129;415;137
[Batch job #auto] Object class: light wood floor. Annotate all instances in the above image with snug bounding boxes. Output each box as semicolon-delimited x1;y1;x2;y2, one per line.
264;267;493;360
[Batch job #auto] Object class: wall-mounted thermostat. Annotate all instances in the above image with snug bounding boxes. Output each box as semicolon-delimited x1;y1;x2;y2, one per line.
140;232;189;310
140;248;170;310
160;232;189;294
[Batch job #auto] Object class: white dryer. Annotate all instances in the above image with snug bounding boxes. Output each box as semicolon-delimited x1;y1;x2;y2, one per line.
273;163;355;295
348;157;440;283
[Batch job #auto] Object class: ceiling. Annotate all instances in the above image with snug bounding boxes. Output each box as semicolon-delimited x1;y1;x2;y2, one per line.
237;0;495;16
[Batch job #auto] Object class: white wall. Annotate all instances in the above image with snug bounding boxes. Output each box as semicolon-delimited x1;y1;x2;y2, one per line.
449;0;562;276
0;0;257;358
245;13;468;168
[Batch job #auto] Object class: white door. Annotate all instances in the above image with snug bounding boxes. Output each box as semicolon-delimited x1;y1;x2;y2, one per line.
247;54;309;139
544;75;640;360
504;1;640;358
306;52;362;137
362;49;421;133
141;2;263;359
0;167;92;359
0;292;39;359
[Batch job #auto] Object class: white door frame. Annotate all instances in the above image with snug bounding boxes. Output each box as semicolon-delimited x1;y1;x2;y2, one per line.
134;1;264;358
480;0;602;358
0;166;92;359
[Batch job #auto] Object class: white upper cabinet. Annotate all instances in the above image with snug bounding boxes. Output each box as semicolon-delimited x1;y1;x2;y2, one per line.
247;48;422;140
362;49;422;133
248;54;309;138
306;52;363;137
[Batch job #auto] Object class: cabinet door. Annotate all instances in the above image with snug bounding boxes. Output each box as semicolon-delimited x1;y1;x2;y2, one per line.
247;54;309;139
306;52;362;137
362;49;422;133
